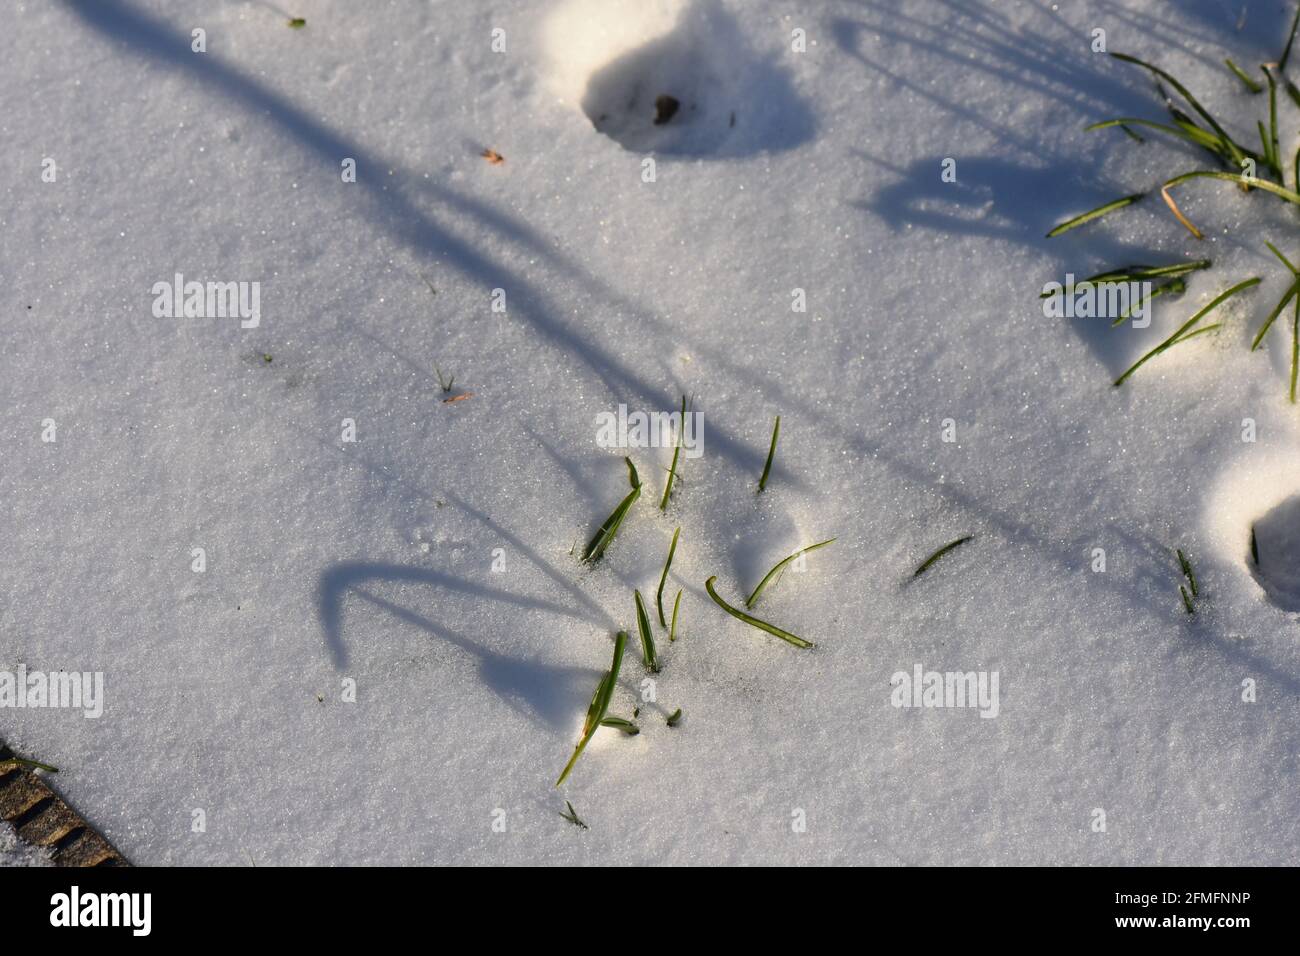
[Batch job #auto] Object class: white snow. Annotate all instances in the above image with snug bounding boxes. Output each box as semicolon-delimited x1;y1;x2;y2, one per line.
0;0;1297;865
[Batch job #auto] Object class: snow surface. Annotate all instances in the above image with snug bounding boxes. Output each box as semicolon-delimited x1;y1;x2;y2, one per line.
1;0;1297;865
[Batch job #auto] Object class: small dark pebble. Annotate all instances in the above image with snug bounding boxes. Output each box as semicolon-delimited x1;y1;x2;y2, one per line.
654;94;680;125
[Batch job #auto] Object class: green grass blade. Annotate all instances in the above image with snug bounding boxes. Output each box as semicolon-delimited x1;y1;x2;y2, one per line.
1250;279;1299;349
1112;278;1186;327
1292;295;1299;403
0;757;58;773
757;415;780;493
557;631;627;787
560;800;588;829
1282;2;1300;72
659;395;687;511
635;590;659;672
1266;241;1300;275
1114;277;1261;386
599;717;640;735
913;535;974;577
1111;53;1246;166
1176;548;1198;597
581;458;642;563
666;708;683;727
656;526;680;627
669;589;682;642
1046;193;1143;238
704;575;814;649
1225;58;1264;93
744;538;836;608
1180;584;1195;614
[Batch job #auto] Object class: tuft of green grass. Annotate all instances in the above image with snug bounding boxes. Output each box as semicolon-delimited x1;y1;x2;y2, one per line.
559;800;588;829
669;589;682;642
705;575;814;648
0;756;58;774
745;539;836;608
656;527;680;627
666;708;683;727
757;415;780;493
1113;278;1261;387
582;458;642;563
556;631;627;787
635;590;660;673
660;395;687;511
913;535;974;577
1110;53;1248;167
1046;193;1144;238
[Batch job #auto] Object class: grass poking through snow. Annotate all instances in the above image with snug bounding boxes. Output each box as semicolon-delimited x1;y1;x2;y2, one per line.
1046;193;1144;237
582;457;641;563
1113;278;1261;387
556;631;627;787
635;590;660;673
913;535;974;577
757;415;780;493
656;527;680;627
705;575;814;648
745;538;836;608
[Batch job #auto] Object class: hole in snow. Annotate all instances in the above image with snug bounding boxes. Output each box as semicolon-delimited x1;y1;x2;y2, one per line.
1250;494;1300;612
545;0;813;156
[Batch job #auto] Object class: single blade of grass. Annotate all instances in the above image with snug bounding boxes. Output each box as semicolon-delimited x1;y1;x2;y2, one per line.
1114;277;1261;386
656;526;680;627
1180;584;1195;614
1112;278;1187;327
1282;2;1300;72
1266;241;1300;275
1046;193;1144;238
582;457;642;563
1176;548;1198;597
1090;260;1212;283
287;17;306;29
599;717;640;735
666;708;683;727
559;800;588;829
1292;294;1299;403
659;395;687;511
744;538;836;608
556;631;627;787
704;575;814;649
1111;53;1247;166
0;757;58;773
635;590;659;672
757;415;780;493
1225;58;1264;93
1250;279;1299;349
913;535;974;577
1266;67;1281;174
668;589;682;642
